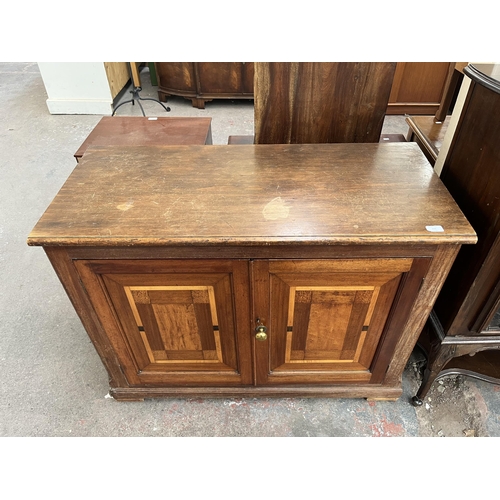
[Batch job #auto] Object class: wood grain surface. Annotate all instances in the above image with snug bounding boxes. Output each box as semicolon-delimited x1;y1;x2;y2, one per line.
254;62;396;144
74;116;213;160
405;115;450;164
28;143;475;247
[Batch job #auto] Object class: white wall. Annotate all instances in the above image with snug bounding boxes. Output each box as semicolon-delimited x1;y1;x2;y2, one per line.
38;62;114;115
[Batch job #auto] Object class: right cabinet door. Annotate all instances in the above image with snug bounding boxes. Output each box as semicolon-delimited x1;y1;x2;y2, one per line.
252;258;431;386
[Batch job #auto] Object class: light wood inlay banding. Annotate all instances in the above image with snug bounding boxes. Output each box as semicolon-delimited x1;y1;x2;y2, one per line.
124;285;223;364
285;285;380;365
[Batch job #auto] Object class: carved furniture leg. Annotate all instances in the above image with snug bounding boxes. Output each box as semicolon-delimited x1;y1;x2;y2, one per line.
190;98;212;109
157;91;170;103
190;98;205;109
412;341;456;406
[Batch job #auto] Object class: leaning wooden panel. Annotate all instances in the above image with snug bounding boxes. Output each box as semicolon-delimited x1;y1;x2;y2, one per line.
254;62;396;144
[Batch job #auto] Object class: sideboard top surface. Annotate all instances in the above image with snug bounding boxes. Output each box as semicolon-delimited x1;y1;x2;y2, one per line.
28;143;476;247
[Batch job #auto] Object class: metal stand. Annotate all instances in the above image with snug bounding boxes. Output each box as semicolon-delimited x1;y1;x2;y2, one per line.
112;85;171;116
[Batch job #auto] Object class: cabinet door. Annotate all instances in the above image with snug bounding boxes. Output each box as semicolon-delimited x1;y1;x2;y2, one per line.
155;62;197;93
74;259;252;387
197;62;253;96
252;258;431;385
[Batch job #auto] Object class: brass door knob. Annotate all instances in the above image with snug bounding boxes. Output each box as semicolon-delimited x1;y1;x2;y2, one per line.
255;325;268;341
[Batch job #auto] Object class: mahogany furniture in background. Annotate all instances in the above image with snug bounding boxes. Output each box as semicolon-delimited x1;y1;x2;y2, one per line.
153;62;452;114
405;116;450;166
404;63;466;167
154;62;254;109
74;116;212;162
253;62;397;144
28;143;475;401
412;63;500;405
434;63;467;122
387;62;453;115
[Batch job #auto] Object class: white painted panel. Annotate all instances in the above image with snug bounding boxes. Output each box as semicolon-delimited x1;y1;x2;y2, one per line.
38;62;113;115
433;75;472;177
45;98;114;115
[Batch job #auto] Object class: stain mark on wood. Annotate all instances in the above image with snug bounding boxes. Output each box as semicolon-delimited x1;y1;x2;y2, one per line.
117;200;134;211
263;197;290;220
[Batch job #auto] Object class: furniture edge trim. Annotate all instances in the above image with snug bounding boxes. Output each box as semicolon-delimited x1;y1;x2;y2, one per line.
26;235;477;248
109;384;403;401
464;64;500;95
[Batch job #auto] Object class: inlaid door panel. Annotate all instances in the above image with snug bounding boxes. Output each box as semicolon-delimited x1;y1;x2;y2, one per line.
252;258;431;385
74;260;252;386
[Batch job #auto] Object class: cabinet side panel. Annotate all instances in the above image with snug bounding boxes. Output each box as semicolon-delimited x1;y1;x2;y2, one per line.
44;248;130;388
384;245;461;386
370;258;432;383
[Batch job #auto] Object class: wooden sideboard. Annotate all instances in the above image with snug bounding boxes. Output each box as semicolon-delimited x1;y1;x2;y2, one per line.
412;63;500;404
155;62;254;109
27;143;475;401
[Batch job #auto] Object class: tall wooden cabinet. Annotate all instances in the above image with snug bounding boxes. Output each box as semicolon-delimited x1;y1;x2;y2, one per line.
28;143;475;401
412;63;500;404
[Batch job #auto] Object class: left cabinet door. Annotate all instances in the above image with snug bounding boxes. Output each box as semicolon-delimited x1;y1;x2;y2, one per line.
74;259;253;387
